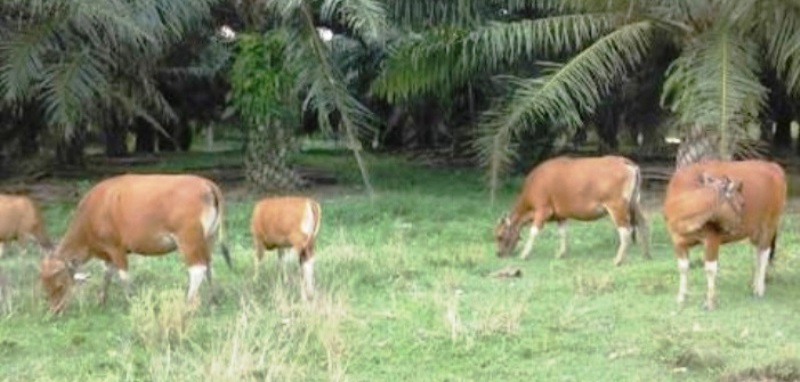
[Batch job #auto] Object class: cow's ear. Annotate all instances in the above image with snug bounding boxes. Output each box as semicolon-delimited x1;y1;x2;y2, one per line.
497;213;509;225
698;172;714;185
39;257;66;279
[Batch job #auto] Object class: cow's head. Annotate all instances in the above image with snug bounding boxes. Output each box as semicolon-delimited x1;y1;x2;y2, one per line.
698;172;745;232
39;256;74;314
494;214;520;257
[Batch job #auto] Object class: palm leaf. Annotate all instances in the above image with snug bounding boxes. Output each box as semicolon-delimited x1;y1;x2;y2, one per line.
372;13;624;103
475;20;653;201
38;49;108;138
661;23;766;157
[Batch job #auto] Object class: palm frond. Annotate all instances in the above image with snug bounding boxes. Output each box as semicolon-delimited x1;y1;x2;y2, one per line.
321;0;388;43
760;1;800;96
0;19;60;102
266;0;377;196
661;24;766;157
38;49;108;137
475;20;653;200
372;13;624;103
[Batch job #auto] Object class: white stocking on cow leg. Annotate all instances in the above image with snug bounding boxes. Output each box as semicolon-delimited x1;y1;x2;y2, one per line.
519;226;540;260
555;221;567;259
186;264;208;304
753;247;771;298
704;260;718;310
300;256;315;301
613;227;633;266
676;257;689;306
117;269;132;299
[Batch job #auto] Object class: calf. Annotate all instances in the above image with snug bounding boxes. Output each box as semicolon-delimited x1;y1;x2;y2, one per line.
663;160;786;310
38;174;232;314
0;194;52;256
250;196;321;300
495;155;650;265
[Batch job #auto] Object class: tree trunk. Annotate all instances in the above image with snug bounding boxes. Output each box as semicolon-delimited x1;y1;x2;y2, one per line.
104;123;128;157
56;132;85;167
244;121;306;191
134;118;156;153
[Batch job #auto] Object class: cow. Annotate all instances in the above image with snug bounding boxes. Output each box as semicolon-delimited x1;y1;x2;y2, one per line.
494;155;650;265
38;174;232;314
0;194;53;257
663;160;786;310
250;196;321;301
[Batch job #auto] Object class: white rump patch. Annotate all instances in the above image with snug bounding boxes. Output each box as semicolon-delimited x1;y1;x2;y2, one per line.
623;165;639;203
200;202;220;238
300;201;316;236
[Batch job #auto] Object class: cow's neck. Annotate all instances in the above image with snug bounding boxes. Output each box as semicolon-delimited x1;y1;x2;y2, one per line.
508;200;532;228
54;229;90;264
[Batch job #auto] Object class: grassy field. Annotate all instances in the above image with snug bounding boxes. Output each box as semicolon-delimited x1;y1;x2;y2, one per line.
2;150;800;381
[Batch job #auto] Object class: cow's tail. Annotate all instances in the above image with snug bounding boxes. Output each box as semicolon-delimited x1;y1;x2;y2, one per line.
210;182;233;270
626;161;650;256
306;199;322;254
626;163;641;243
769;233;777;264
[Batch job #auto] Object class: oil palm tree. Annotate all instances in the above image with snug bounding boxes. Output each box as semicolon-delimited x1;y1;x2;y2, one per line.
374;0;800;200
238;0;390;196
0;0;219;164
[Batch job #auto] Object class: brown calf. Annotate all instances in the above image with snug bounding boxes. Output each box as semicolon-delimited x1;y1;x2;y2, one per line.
0;194;52;256
495;155;650;265
663;160;786;310
250;196;321;300
38;174;232;314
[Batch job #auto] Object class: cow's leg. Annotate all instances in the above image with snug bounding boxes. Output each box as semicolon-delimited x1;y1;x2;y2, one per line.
176;225;211;305
299;249;315;302
702;235;721;310
99;261;117;304
555;220;568;259
252;239;265;281
520;210;550;260
0;242;5;258
752;245;771;298
632;203;651;259
277;248;290;285
606;203;632;266
105;250;133;300
675;247;690;307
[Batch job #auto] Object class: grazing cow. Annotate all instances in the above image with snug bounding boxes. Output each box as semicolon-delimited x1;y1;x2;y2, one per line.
250;196;321;300
38;174;232;314
663;160;786;310
0;194;53;256
495;156;650;265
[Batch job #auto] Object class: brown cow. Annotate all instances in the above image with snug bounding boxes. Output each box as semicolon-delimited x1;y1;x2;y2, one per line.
663;160;786;310
250;196;321;301
495;156;650;265
0;194;53;256
38;174;232;314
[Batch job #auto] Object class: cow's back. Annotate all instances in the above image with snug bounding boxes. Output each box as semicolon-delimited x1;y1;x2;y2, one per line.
66;174;219;253
522;156;635;219
251;196;313;248
666;160;786;246
0;195;44;241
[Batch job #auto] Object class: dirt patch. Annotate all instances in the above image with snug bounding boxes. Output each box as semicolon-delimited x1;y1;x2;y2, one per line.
719;360;800;382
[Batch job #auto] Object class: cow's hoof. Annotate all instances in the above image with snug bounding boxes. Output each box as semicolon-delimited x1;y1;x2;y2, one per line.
702;301;716;311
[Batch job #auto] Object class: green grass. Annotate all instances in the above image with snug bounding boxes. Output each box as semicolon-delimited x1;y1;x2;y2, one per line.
2;150;800;381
